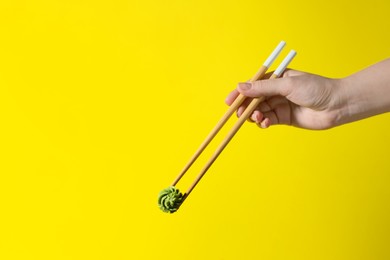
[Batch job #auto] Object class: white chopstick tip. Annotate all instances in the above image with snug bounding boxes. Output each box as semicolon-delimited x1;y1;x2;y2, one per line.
263;40;286;68
274;50;297;77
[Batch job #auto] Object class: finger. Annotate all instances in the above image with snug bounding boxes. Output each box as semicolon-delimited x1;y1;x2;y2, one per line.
260;118;271;128
282;69;307;78
247;116;255;123
239;69;308;98
237;72;273;120
266;96;288;110
236;97;253;117
237;77;293;98
254;96;288;113
246;98;264;122
250;110;264;123
225;89;240;106
257;101;272;113
244;99;270;122
253;97;291;125
259;111;279;128
249;101;271;124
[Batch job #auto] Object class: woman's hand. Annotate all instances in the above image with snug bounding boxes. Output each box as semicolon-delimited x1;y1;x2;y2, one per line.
226;70;345;130
225;59;390;130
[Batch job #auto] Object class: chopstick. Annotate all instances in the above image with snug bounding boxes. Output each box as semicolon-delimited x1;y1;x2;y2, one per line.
171;41;286;187
183;49;297;200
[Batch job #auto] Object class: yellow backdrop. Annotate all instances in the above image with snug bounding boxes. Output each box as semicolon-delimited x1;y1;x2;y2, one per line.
1;0;390;259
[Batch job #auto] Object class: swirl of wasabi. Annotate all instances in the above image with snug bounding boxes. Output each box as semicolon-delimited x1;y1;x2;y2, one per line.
158;186;184;213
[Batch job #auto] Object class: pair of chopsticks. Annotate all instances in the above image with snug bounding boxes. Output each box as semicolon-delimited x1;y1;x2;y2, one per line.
172;41;296;204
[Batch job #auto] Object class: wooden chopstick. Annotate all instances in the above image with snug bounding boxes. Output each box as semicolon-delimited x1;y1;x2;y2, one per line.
183;49;297;200
171;41;286;187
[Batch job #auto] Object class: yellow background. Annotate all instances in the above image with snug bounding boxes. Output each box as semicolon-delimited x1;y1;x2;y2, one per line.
1;0;390;259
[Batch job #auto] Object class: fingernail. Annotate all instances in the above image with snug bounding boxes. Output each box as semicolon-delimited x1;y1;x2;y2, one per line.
238;82;251;91
237;107;243;117
255;113;262;123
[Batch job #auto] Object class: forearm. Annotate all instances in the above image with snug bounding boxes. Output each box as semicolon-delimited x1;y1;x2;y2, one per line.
337;58;390;126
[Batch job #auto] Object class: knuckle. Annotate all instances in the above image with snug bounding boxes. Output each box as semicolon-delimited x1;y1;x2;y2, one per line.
252;80;263;90
283;70;293;77
281;77;295;95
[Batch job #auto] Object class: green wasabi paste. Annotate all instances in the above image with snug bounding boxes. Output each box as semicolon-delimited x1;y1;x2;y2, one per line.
158;186;184;213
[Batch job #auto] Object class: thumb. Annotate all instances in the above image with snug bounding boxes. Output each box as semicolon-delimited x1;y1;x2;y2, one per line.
237;77;292;98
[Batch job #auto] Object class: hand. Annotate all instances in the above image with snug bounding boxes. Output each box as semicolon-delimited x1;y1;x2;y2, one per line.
225;70;345;130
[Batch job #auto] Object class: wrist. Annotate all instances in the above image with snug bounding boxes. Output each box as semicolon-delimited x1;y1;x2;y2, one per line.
332;76;367;127
326;77;351;128
334;75;385;127
334;59;390;127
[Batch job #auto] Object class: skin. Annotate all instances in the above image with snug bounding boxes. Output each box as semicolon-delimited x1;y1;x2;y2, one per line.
225;58;390;130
